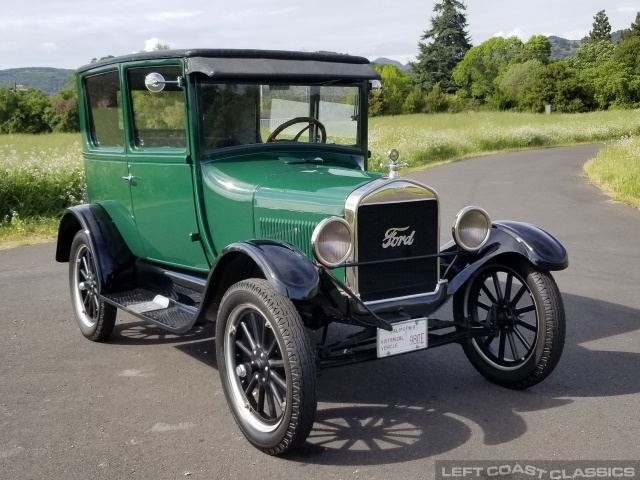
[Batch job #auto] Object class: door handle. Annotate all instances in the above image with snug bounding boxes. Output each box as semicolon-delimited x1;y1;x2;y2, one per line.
121;175;135;183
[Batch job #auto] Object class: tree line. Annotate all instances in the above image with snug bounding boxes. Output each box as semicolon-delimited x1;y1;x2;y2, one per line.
0;85;79;134
370;2;640;115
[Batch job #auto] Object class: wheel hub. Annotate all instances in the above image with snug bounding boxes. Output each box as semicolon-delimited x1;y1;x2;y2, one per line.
250;348;271;386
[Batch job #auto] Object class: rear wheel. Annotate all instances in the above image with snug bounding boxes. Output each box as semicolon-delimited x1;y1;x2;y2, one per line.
216;279;317;455
69;231;117;342
454;259;565;389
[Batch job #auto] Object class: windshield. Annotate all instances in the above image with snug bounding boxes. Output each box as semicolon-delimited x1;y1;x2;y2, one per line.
198;82;361;152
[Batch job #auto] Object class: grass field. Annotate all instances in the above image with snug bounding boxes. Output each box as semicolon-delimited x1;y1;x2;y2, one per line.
584;136;640;209
1;111;639;248
368;110;640;171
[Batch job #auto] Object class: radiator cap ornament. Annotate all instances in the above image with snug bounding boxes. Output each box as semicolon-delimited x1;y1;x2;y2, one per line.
385;148;408;179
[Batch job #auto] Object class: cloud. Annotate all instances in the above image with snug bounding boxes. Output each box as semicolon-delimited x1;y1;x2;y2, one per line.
143;38;165;51
615;6;639;13
493;28;526;39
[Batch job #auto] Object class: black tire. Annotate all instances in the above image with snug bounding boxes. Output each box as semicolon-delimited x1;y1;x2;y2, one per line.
69;231;117;342
453;259;565;389
216;279;317;455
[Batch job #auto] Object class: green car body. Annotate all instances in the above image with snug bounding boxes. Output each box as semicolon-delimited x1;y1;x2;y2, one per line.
56;49;569;455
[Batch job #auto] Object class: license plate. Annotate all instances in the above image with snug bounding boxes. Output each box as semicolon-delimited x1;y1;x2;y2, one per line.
377;318;428;358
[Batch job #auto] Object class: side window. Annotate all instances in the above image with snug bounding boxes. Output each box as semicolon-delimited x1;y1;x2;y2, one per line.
85;71;123;148
127;66;186;149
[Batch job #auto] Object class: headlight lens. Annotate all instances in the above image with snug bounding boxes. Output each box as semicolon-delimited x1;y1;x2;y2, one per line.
311;217;353;267
452;207;491;251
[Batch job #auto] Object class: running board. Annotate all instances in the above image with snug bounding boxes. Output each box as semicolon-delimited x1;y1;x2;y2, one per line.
101;260;207;333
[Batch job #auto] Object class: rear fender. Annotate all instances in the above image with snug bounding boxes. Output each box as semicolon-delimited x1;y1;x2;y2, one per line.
55;204;135;290
443;221;568;295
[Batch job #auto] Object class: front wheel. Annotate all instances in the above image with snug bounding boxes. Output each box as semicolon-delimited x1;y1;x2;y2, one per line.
454;259;565;389
216;279;317;455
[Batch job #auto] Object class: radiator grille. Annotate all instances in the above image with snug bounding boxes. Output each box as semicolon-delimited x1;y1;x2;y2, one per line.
356;199;438;302
259;218;316;258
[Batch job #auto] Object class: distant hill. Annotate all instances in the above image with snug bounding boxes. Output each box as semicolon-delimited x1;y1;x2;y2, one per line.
0;68;74;95
548;36;582;60
371;57;410;72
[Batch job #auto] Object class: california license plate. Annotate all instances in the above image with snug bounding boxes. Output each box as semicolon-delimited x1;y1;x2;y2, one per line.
377;318;428;358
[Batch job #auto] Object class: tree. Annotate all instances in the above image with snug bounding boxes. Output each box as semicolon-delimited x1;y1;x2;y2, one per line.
520;62;594;113
0;87;52;134
622;12;640;40
372;65;412;115
452;36;524;102
47;89;80;133
523;35;552;63
411;0;471;93
589;10;612;42
498;59;545;105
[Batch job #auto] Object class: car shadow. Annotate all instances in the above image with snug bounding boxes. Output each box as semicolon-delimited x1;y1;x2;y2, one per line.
110;292;640;465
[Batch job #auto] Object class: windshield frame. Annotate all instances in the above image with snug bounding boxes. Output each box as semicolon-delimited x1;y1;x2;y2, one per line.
194;77;369;159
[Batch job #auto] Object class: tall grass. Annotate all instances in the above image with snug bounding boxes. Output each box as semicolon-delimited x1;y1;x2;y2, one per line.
0;133;84;220
368;110;640;171
584;136;640;209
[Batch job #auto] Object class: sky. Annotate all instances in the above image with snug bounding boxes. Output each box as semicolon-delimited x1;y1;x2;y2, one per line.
0;0;638;70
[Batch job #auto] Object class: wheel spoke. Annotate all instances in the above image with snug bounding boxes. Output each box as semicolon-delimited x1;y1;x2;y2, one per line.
81;257;90;277
513;326;532;351
268;359;284;369
265;337;277;356
244;376;258;396
481;283;497;304
517;319;537;332
248;312;263;348
240;321;256;351
265;388;277;419
507;332;519;360
269;379;284;407
257;386;265;415
270;371;287;391
91;295;100;317
498;331;506;360
515;304;536;315
504;274;513;302
510;285;527;306
483;329;498;348
476;300;491;311
235;339;252;357
492;272;503;301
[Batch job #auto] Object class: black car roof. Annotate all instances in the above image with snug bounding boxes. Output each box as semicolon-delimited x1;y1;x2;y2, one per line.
76;49;381;81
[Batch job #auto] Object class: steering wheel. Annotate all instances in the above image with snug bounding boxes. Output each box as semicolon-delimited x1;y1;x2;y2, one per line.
266;117;327;143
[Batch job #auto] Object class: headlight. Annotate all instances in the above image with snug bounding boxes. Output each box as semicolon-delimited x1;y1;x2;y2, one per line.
311;217;353;268
452;207;491;252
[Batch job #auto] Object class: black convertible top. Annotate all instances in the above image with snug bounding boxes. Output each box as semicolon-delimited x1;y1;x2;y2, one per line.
76;49;381;81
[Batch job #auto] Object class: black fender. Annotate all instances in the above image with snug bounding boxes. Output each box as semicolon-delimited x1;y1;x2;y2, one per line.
443;221;568;295
197;239;320;323
55;204;135;291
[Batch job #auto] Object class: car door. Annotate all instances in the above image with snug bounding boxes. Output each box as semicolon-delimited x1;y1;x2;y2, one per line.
124;64;209;271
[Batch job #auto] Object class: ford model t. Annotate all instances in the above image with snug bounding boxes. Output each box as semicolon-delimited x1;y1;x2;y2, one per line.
56;49;567;455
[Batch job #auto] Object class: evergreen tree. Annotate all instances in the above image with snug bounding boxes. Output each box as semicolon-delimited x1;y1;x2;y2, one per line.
411;0;471;93
589;10;612;42
622;12;640;40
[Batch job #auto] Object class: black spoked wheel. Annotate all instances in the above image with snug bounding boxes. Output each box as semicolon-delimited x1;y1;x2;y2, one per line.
69;231;117;342
216;279;316;455
454;259;565;389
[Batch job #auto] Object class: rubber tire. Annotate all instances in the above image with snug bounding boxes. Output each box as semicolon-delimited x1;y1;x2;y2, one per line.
69;231;117;342
453;259;565;389
216;279;317;455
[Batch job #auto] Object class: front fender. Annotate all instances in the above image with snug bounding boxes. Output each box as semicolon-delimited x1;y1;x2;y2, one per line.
443;221;568;295
55;204;135;290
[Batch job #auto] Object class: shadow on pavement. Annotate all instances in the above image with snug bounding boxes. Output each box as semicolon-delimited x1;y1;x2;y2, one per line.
108;292;640;465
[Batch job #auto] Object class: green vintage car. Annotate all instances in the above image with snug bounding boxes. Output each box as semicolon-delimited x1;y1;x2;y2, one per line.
56;49;567;455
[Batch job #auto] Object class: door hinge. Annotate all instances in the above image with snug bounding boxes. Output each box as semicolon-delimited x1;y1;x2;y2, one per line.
189;232;201;242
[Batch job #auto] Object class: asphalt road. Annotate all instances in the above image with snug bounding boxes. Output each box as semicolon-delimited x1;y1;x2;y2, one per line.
2;145;639;479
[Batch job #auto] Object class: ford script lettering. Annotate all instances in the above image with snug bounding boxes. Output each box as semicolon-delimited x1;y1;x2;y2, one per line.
382;227;416;249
